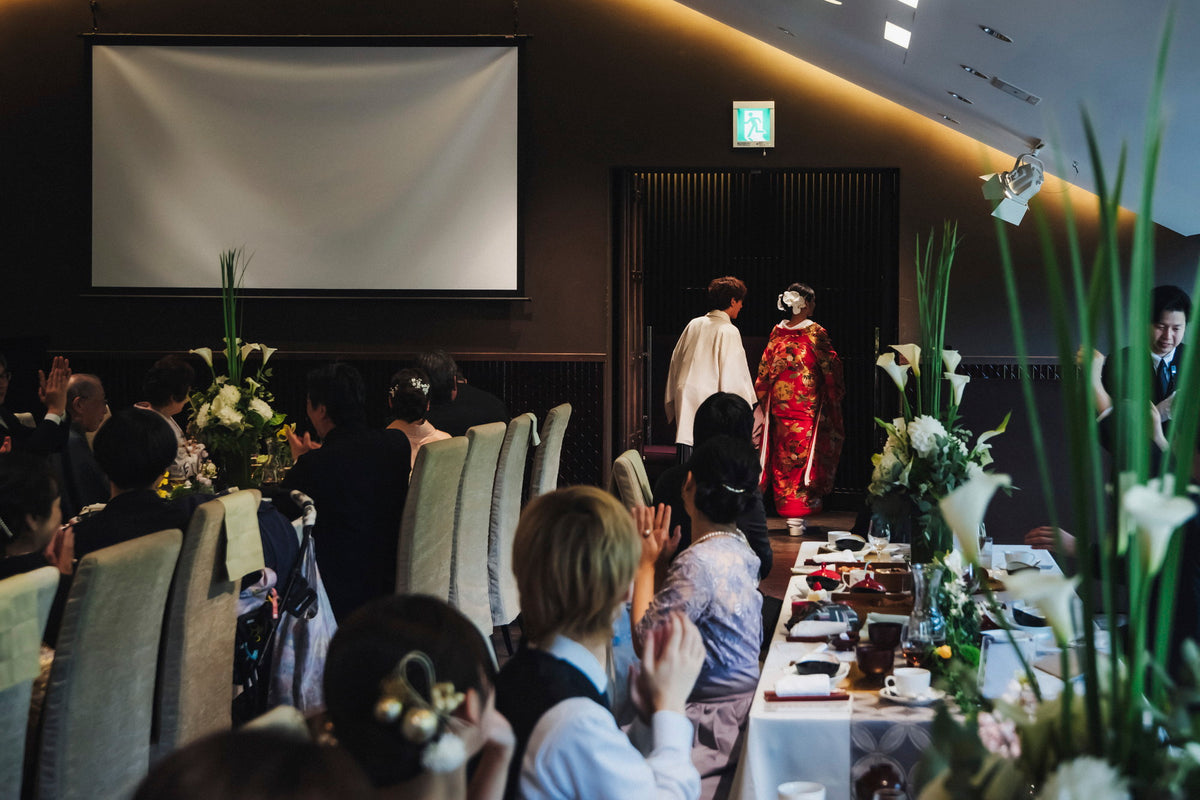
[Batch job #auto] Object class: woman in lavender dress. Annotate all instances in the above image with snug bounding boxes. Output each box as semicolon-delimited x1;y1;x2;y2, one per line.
631;435;763;799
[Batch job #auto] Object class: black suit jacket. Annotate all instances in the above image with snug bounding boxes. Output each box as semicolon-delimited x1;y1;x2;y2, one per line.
280;425;411;621
0;405;68;455
1101;343;1185;406
425;382;508;438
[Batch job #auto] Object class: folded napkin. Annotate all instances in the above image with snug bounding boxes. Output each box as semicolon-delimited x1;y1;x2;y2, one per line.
774;673;831;697
813;550;858;563
788;620;849;637
866;612;909;626
219;491;265;581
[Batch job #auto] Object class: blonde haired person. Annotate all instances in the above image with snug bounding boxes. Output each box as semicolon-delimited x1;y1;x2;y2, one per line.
494;486;706;800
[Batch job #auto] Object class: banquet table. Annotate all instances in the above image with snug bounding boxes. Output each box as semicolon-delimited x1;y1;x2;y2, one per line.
730;541;1062;800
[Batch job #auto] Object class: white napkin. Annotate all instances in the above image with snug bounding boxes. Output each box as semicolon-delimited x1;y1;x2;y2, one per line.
788;620;848;637
774;673;831;697
813;550;857;563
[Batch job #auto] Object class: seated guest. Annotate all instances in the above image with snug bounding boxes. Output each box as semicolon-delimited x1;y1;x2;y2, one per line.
495;486;705;800
282;363;411;621
417;351;508;437
632;436;763;800
386;368;451;470
652;392;772;579
56;373;110;518
137;354;198;479
62;406;190;563
133;729;372;800
0;353;71;455
0;452;61;580
324;595;514;800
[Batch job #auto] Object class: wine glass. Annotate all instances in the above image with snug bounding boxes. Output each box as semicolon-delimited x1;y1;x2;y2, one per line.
872;789;908;800
868;517;891;556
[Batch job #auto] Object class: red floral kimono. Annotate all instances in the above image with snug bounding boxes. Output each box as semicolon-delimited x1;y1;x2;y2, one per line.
754;321;845;517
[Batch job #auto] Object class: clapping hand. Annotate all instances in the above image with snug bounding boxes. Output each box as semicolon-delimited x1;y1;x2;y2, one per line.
38;356;71;417
286;427;322;461
45;523;76;575
628;612;705;720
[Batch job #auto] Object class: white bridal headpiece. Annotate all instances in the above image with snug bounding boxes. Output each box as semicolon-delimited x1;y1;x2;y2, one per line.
777;290;807;315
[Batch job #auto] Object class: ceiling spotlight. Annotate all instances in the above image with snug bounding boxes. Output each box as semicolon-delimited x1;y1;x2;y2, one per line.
980;152;1045;225
961;64;991;80
883;21;911;48
778;26;795;36
979;25;1013;43
940;114;960;125
823;0;844;5
947;91;973;104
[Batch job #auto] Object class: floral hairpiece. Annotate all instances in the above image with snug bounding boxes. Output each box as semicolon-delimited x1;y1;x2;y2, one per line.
777;290;807;315
721;483;747;494
388;377;430;400
374;651;467;773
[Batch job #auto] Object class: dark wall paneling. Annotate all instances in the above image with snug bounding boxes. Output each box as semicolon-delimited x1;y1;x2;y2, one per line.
63;354;604;489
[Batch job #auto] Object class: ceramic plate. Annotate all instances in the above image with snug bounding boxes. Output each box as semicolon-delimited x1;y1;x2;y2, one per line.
878;686;946;707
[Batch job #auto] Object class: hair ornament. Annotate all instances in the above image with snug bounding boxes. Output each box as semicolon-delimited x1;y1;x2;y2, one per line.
373;651;467;772
721;483;748;494
0;515;14;542
777;290;806;315
388;376;431;399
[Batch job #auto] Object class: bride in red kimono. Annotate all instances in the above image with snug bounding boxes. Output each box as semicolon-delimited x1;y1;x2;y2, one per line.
755;283;845;527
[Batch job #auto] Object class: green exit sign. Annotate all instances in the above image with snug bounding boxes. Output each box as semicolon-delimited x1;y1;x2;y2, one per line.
732;101;775;148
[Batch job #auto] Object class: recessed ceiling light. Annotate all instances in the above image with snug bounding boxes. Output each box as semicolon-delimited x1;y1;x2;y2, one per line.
883;21;911;48
897;0;919;8
823;0;844;5
979;25;1013;43
940;114;960;125
961;64;991;80
778;26;795;36
946;91;973;104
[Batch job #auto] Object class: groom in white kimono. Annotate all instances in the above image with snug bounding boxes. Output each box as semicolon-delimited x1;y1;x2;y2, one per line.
664;276;758;463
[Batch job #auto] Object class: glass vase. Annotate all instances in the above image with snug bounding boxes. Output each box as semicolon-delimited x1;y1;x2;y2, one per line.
902;562;947;667
212;439;258;491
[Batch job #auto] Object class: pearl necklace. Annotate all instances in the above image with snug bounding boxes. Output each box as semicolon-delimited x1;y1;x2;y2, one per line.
691;528;745;547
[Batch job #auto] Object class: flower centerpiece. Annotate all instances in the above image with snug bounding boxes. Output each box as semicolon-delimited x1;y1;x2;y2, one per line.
187;248;286;490
919;16;1200;799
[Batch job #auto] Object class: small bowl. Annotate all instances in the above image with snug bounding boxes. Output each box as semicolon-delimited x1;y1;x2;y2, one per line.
855;643;895;685
829;631;860;652
869;621;903;650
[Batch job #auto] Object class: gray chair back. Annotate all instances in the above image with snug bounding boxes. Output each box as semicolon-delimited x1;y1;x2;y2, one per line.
397;437;469;599
608;449;653;509
152;489;261;761
0;567;59;800
38;529;183;800
488;413;535;627
451;422;507;637
528;403;572;499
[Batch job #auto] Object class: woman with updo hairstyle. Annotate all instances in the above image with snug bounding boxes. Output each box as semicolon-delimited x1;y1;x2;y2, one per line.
631;434;763;798
755;281;845;533
386;367;451;471
323;594;513;800
0;452;62;580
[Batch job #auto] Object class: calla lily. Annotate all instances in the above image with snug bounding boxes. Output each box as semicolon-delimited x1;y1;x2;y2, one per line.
939;471;1011;564
876;352;910;392
942;349;962;373
1003;570;1080;645
944;372;970;405
975;411;1011;451
259;345;277;366
190;347;214;369
1123;482;1196;576
239;342;260;362
891;343;922;377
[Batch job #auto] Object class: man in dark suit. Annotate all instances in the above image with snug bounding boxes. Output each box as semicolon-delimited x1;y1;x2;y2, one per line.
282;363;411;621
1101;284;1190;439
56;373;111;518
0;353;71;455
417;350;508;436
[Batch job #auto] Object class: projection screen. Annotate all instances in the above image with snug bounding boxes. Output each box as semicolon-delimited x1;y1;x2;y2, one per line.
91;41;520;294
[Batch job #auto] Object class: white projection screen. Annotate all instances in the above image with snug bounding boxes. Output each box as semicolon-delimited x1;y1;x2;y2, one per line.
91;41;520;295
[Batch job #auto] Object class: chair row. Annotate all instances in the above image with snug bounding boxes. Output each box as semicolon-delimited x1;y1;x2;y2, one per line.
396;403;572;649
0;489;263;800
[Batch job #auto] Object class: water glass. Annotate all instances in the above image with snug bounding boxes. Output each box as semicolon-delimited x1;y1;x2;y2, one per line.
868;517;891;554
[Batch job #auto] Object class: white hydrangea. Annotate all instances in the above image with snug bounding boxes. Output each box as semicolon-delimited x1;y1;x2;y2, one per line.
1037;757;1129;800
215;403;245;428
213;383;242;410
195;402;213;429
248;397;274;421
906;415;947;458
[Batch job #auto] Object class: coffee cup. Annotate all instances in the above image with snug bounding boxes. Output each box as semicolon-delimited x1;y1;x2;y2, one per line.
778;781;826;800
885;667;931;697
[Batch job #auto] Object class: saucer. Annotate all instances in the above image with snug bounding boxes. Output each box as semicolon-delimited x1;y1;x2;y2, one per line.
879;686;945;706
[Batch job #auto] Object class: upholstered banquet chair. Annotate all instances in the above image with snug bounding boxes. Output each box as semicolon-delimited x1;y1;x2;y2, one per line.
0;566;60;800
528;403;572;499
608;449;653;509
450;422;506;640
38;529;183;800
396;437;468;599
488;413;536;652
152;489;262;762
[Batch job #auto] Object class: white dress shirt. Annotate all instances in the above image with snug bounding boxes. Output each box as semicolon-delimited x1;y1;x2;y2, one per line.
519;635;700;800
664;310;757;446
